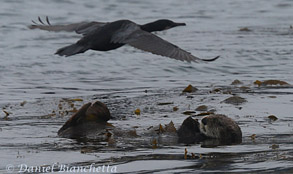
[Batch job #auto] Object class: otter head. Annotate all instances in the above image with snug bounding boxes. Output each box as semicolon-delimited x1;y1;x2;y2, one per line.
200;115;242;144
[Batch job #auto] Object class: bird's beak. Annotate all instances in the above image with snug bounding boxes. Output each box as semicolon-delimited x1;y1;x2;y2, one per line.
174;22;186;27
164;22;186;30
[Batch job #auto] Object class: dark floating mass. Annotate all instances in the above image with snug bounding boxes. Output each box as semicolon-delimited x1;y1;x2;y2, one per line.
29;17;220;62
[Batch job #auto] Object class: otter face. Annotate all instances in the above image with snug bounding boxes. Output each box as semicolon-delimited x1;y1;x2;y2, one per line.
200;116;222;139
200;115;242;143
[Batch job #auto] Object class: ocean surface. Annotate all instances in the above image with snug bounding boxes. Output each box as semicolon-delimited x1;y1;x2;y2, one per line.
0;0;293;173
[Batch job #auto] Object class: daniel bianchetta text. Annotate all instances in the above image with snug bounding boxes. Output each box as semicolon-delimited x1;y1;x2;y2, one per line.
6;163;118;173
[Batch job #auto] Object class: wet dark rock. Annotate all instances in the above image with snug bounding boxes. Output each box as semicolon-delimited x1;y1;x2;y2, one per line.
223;96;247;105
177;117;206;144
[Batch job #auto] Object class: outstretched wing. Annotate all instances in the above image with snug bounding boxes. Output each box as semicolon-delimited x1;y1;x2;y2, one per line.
29;16;106;35
112;26;219;62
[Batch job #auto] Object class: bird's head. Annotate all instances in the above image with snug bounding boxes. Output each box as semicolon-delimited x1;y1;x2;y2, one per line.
141;19;186;32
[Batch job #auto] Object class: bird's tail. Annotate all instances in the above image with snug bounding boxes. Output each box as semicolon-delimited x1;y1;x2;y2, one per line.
200;55;220;62
55;43;89;57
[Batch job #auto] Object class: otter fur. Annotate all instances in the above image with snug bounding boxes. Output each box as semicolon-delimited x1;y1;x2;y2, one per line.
200;114;242;144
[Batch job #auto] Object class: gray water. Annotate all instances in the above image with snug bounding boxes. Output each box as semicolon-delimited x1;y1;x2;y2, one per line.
0;0;293;173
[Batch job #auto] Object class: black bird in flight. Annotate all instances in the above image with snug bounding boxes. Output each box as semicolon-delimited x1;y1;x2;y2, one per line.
29;17;219;62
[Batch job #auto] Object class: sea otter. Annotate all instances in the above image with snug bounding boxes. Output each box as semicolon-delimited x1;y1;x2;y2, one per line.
177;115;242;146
200;114;242;144
58;101;242;146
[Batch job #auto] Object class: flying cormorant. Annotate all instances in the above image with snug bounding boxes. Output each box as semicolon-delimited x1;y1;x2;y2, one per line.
30;17;219;62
